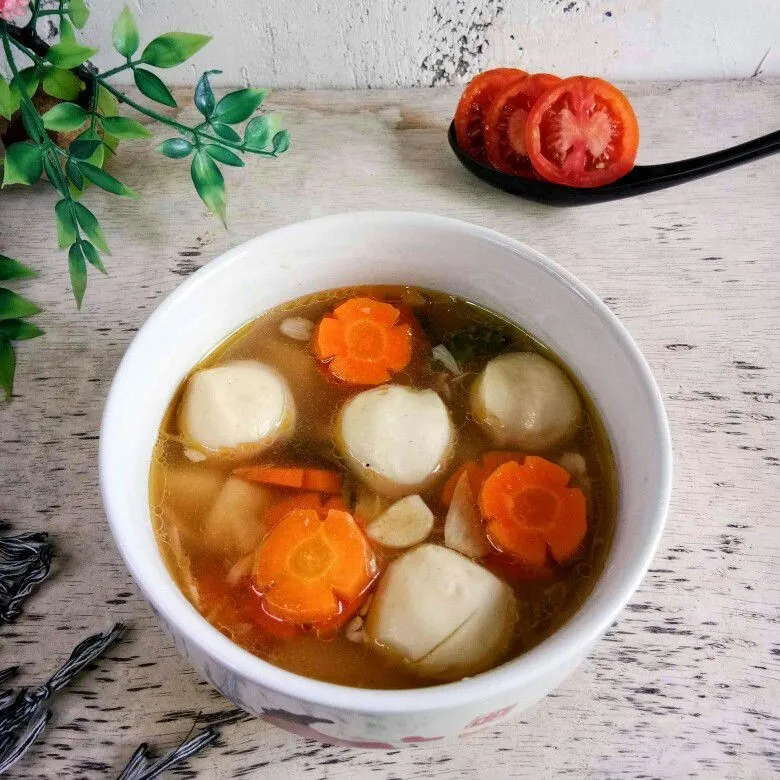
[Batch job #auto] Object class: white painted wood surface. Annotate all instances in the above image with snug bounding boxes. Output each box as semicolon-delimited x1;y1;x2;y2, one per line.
6;1;780;87
0;79;779;778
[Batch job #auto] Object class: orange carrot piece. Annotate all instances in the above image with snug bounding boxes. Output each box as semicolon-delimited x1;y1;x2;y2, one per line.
235;466;342;494
333;297;400;326
264;492;325;527
441;461;484;506
314;317;346;359
254;509;376;629
235;466;305;489
481;451;525;475
301;469;343;495
479;458;587;566
314;297;413;386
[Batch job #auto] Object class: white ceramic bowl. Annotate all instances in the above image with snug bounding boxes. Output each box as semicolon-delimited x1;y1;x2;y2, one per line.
100;212;671;748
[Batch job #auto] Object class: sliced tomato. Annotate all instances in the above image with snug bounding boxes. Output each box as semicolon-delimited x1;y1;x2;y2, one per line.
525;76;639;188
484;73;561;176
454;68;527;161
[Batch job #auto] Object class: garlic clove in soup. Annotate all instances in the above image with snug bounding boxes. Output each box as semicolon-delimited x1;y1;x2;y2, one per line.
365;544;517;680
178;360;296;458
337;385;454;498
366;495;435;549
470;352;582;453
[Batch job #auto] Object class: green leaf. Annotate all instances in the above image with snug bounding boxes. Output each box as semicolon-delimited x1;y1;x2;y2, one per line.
59;17;77;44
79;240;107;273
43;154;68;196
69;0;90;28
0;289;42;320
243;115;270;150
42;102;88;131
47;40;99;70
141;33;211;68
0;338;15;399
66;158;85;189
73;203;110;254
134;68;177;107
2;143;43;187
97;86;119;118
19;101;45;144
272;130;290;154
72;128;104;167
12;68;39;100
68;243;88;308
191;150;226;226
100;116;151;139
79;162;137;198
0;257;37;281
0;320;44;341
55;199;78;248
112;5;140;58
158;137;194;159
194;69;220;118
41;67;85;100
211;122;241;142
204;144;244;167
69;139;103;159
212;88;267;124
0;75;13;120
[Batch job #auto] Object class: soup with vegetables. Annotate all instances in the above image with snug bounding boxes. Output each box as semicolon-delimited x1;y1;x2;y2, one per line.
150;286;617;689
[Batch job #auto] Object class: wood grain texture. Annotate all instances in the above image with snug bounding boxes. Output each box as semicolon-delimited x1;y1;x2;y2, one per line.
0;79;778;779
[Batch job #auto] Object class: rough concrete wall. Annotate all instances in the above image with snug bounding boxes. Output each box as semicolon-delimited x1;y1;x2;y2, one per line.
11;0;780;87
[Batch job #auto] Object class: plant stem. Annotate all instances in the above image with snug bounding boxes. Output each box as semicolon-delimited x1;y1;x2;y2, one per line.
2;28;81;242
26;0;41;27
5;29;276;156
99;60;137;79
96;78;277;155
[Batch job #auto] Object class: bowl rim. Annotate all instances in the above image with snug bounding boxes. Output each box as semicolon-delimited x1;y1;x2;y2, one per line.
100;210;672;715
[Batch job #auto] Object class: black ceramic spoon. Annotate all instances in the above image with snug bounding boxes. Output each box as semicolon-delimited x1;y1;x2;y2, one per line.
447;122;780;206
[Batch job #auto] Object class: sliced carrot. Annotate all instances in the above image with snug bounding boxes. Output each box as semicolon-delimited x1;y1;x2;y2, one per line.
198;572;300;640
264;492;325;527
481;451;525;475
254;508;376;631
441;452;525;506
235;466;304;489
479;457;587;567
235;466;342;495
441;461;484;506
333;297;399;326
301;469;343;494
314;296;413;386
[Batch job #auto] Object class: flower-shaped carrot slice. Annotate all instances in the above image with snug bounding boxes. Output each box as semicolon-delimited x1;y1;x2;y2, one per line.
263;492;347;528
479;456;587;566
440;451;526;506
315;297;413;385
254;508;376;629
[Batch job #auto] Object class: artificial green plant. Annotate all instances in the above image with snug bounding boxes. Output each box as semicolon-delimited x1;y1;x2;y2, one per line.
0;2;289;397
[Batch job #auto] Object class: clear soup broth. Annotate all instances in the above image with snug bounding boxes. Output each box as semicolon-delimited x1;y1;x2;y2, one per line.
150;286;617;689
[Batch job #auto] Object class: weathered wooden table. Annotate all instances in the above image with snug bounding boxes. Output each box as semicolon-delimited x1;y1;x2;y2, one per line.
1;80;778;779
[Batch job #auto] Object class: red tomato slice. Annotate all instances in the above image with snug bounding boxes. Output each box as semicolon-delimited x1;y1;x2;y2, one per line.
454;68;527;161
525;76;639;188
484;73;561;176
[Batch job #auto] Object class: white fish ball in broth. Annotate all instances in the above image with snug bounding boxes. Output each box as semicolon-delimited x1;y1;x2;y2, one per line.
470;352;581;452
337;385;454;498
365;544;518;680
179;360;295;457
